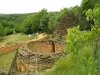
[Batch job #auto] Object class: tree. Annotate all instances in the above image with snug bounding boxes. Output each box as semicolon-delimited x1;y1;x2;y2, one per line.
22;8;48;33
48;15;57;33
85;4;100;27
0;23;4;36
4;27;13;35
81;0;100;11
56;13;78;39
14;23;22;33
85;4;100;75
22;19;33;34
79;0;100;30
39;14;49;32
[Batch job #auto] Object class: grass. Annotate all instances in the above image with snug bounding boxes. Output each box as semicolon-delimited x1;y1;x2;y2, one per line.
0;33;37;73
45;54;75;75
0;33;34;72
0;33;36;46
0;33;49;74
0;50;17;72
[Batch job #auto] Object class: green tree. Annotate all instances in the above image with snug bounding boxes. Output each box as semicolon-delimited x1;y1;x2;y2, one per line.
39;14;49;32
4;27;13;35
14;23;22;33
81;0;100;11
85;4;100;75
48;15;57;33
22;8;48;33
85;4;100;26
79;0;100;30
22;18;33;34
0;23;4;36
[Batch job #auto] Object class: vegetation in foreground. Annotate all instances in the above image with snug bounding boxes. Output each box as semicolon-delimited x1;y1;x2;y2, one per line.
45;0;100;75
45;26;99;75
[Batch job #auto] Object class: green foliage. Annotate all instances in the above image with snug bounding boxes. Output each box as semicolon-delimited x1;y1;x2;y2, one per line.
0;0;99;35
81;0;100;11
4;27;13;35
65;26;98;75
0;14;28;36
22;18;33;34
79;14;91;30
45;55;75;75
85;9;94;21
65;26;95;54
0;21;14;35
85;4;100;27
14;23;22;33
48;13;58;33
39;13;49;32
0;23;4;36
79;0;100;30
22;9;48;33
46;26;98;75
93;4;100;26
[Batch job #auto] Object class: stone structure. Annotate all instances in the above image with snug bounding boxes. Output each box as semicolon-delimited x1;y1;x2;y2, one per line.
9;40;66;74
0;43;23;55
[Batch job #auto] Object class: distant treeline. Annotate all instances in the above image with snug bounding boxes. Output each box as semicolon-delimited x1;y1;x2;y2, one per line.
0;0;100;36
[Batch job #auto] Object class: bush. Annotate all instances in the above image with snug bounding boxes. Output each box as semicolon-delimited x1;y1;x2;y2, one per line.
45;26;98;75
4;27;13;35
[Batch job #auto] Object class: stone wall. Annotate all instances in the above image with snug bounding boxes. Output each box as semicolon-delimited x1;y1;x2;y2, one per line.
16;50;66;72
10;40;65;74
0;43;24;54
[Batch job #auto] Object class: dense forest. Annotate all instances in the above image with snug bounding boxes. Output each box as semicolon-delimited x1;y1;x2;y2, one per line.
0;10;60;36
0;0;98;36
0;0;100;75
0;0;99;36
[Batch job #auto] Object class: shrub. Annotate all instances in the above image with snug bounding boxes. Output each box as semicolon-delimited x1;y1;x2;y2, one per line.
45;26;98;75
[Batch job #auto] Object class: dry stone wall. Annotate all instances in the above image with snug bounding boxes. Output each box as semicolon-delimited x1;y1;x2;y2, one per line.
16;50;66;72
11;40;66;74
0;43;24;54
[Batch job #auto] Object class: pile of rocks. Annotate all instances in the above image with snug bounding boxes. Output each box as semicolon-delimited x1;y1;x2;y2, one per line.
18;50;66;64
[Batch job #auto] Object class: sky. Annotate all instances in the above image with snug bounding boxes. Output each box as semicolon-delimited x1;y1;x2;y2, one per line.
0;0;82;14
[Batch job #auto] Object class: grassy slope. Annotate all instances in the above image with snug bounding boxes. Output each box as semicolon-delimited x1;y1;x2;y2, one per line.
0;33;29;72
0;50;17;72
0;33;50;74
0;33;50;46
0;33;30;46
